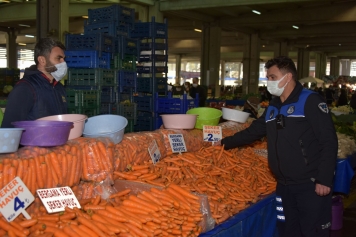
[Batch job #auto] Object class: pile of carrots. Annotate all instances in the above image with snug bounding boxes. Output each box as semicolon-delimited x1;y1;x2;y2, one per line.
1;183;204;237
113;146;275;224
0;137;115;195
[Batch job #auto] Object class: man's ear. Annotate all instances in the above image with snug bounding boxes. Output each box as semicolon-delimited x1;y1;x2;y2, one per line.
38;56;46;65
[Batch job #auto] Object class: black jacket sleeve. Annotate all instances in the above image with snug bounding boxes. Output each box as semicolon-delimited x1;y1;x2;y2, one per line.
305;94;338;187
221;111;267;150
1;81;34;128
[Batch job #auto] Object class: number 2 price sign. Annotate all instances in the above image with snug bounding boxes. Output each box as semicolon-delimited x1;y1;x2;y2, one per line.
203;125;222;143
0;177;34;222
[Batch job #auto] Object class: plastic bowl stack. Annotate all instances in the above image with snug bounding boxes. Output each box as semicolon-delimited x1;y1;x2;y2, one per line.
83;114;128;144
186;107;222;129
0;128;25;153
222;107;250;123
161;114;198;129
37;114;88;140
12;120;73;146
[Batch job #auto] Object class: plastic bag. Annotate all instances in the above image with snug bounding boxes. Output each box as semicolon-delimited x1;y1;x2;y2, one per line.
113;131;166;172
68;137;115;184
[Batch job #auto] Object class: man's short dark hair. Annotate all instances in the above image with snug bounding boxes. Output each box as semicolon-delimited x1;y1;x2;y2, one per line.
265;56;298;81
34;37;65;65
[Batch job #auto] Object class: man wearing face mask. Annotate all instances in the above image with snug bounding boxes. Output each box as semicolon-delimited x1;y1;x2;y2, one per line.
189;77;207;107
215;56;337;237
1;38;67;128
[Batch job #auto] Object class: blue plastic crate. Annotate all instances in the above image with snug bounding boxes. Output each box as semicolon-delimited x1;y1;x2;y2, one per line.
154;115;163;130
84;21;130;37
136;66;167;74
117;92;132;103
119;70;136;87
65;34;114;53
131;21;167;39
100;102;114;114
138;54;167;62
65;51;111;69
87;5;135;27
156;97;184;114
134;112;155;132
67;68;117;86
115;36;139;57
133;95;154;112
100;86;116;103
136;77;167;94
140;42;166;51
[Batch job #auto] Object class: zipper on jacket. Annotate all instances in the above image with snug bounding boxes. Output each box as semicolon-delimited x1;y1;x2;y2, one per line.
275;110;286;185
299;140;308;165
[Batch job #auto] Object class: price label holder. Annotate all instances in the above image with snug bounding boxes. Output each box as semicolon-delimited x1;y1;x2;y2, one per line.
148;139;161;164
37;187;81;213
168;134;187;153
203;125;222;143
0;177;34;222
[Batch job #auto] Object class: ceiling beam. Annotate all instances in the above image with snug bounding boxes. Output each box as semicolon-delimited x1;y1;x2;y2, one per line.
159;0;326;11
165;10;215;22
125;0;154;5
220;2;356;26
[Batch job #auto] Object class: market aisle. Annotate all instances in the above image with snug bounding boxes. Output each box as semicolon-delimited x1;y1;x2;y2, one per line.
330;171;356;237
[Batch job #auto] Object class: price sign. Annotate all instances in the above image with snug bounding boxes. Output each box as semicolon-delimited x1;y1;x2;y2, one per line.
148;140;161;164
203;125;222;142
37;187;80;213
168;134;187;153
0;177;34;222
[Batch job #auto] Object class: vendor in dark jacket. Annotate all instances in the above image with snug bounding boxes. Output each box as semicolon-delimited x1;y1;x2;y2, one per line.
1;38;67;128
189;77;207;107
215;56;337;237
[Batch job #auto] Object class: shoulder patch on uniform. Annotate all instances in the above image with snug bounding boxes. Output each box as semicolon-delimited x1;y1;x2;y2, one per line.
318;102;328;113
287;105;295;114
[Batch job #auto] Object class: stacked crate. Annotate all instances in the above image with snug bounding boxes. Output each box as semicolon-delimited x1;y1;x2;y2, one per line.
64;4;138;121
64;33;115;116
0;68;20;97
131;17;169;131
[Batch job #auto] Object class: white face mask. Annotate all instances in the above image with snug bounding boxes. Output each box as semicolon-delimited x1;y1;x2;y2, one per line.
267;74;289;96
50;62;67;81
192;83;198;88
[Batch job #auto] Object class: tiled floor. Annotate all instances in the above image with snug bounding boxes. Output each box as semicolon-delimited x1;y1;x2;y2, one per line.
330;171;356;237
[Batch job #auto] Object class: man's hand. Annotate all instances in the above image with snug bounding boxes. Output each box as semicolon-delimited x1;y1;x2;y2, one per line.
315;183;331;196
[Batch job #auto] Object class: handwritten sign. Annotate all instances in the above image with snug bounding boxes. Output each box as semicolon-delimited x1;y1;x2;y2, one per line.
148;140;161;164
168;134;187;153
203;125;222;142
0;177;34;222
37;187;80;213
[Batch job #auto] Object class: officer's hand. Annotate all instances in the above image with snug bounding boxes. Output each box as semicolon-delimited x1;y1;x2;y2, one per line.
315;183;330;196
213;140;222;146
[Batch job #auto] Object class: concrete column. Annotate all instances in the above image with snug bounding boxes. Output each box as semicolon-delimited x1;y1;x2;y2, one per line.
329;57;340;77
220;60;225;86
274;41;288;57
36;0;69;42
201;22;221;97
315;52;327;79
297;48;310;80
242;33;260;94
5;29;17;68
175;54;182;85
340;59;351;76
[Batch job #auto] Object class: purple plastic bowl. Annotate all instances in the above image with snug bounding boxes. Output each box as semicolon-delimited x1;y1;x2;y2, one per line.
12;120;74;147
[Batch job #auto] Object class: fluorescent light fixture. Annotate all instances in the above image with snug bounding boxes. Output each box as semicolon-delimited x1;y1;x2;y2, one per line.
339;44;341;46
292;25;299;29
18;43;26;46
252;10;261;15
25;35;34;38
82;16;88;19
19;24;31;27
194;29;202;32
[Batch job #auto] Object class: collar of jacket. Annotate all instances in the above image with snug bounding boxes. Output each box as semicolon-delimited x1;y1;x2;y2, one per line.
269;81;303;108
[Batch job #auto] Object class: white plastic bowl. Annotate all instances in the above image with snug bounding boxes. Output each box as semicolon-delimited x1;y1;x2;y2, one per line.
0;128;24;153
83;115;128;144
222;107;250;123
37;114;87;140
161;114;197;129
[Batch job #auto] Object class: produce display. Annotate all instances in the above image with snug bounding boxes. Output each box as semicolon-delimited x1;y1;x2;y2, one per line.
0;120;293;236
336;132;356;158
